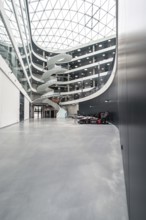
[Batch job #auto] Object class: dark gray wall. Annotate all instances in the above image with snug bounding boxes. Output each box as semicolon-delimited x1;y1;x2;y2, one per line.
118;0;146;219
80;1;146;219
79;72;119;125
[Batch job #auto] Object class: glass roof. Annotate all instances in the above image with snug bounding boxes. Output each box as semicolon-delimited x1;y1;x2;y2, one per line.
2;0;30;46
2;0;22;45
0;15;11;45
28;0;116;51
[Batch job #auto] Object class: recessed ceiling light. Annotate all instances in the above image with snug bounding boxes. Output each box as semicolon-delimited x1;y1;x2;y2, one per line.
108;39;111;42
77;49;81;51
99;44;102;47
107;63;110;66
78;60;81;62
84;69;87;71
86;57;89;59
102;54;105;56
75;65;78;68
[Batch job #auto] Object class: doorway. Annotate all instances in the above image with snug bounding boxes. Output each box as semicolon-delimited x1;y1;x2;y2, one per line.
34;106;42;118
20;92;24;121
44;108;56;118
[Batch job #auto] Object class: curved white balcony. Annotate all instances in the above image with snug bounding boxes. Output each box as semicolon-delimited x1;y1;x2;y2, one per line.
59;56;117;105
65;57;113;74
41;87;94;99
32;45;116;66
33;42;116;114
32;49;46;62
60;87;93;95
32;62;44;72
72;45;116;62
31;74;44;83
19;74;44;84
57;72;108;85
47;53;72;68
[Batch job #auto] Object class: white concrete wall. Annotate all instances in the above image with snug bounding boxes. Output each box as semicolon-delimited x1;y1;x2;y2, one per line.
24;97;30;120
66;104;79;116
0;56;31;128
0;71;19;127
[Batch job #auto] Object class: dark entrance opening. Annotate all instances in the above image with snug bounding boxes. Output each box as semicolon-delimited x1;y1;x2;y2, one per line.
44;110;50;118
51;110;54;118
44;106;56;118
20;92;24;121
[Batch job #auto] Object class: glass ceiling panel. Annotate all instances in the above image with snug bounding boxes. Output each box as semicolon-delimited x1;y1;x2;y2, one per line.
2;0;22;45
0;15;11;45
28;0;116;51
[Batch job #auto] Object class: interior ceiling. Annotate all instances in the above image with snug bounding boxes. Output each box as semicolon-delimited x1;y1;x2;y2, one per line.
28;0;116;51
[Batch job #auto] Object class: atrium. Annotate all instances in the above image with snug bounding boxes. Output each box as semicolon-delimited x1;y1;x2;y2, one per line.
0;0;146;220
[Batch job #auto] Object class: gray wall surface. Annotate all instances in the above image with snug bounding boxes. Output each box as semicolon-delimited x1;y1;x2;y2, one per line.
80;0;146;219
118;0;146;219
79;72;119;125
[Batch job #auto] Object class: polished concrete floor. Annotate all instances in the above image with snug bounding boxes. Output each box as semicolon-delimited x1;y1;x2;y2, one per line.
0;119;129;220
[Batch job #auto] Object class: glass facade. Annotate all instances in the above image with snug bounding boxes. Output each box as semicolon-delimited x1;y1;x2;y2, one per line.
0;14;20;80
0;0;32;92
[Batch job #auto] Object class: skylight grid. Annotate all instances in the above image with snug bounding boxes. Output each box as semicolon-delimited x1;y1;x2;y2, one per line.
28;0;116;51
0;16;11;45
